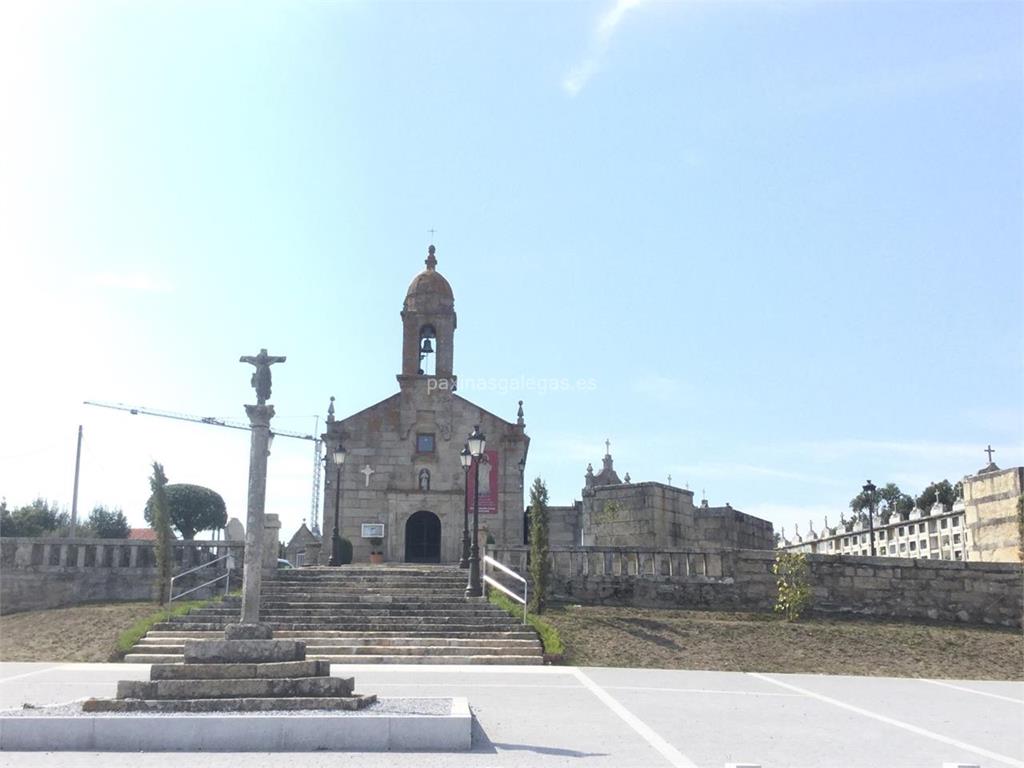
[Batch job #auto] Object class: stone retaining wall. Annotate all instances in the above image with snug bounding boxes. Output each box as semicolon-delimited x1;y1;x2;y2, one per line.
0;538;244;615
488;545;1023;628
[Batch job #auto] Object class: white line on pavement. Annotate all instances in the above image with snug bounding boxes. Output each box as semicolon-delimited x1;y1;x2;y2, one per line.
605;685;802;697
749;672;1024;768
572;668;700;768
370;683;581;688
921;679;1024;705
0;665;64;684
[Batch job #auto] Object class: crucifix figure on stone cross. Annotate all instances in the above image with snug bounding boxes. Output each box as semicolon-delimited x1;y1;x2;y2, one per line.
360;464;376;487
239;348;286;405
985;444;996;463
605;438;611;456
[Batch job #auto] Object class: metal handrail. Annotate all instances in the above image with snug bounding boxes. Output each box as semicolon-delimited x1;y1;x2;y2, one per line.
482;554;528;624
169;552;235;603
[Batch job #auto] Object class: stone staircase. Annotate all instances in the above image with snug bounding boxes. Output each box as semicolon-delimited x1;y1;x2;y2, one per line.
125;565;543;665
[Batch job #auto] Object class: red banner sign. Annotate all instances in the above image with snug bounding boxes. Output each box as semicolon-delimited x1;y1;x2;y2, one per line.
466;449;498;515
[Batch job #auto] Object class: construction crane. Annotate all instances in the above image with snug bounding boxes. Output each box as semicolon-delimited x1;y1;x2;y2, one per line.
83;400;324;535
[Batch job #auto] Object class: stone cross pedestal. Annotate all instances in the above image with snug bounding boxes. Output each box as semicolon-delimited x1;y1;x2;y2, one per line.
84;623;375;713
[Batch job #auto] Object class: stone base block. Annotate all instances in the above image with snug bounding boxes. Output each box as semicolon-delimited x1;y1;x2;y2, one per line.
116;676;356;701
183;639;305;664
150;660;329;680
83;693;375;713
224;623;274;640
1;698;471;751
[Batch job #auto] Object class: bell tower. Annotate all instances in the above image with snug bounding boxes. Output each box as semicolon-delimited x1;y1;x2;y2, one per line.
400;244;456;384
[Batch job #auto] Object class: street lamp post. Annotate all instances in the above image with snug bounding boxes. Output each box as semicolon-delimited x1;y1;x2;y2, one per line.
329;440;347;566
459;445;471;569
863;479;877;557
465;425;486;597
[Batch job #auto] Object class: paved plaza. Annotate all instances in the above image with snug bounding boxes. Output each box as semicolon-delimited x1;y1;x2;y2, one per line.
0;662;1021;767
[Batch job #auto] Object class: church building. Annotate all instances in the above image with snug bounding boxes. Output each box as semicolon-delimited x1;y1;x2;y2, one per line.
320;245;530;564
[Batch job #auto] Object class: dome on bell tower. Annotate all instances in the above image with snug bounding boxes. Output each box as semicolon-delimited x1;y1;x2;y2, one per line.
404;245;454;313
400;244;457;379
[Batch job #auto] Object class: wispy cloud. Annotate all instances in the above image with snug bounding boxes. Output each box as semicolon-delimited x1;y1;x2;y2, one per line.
92;272;174;294
670;461;841;487
563;0;648;96
786;439;984;464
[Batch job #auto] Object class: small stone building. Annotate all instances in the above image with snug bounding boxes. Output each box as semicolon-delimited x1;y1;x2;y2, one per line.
284;522;319;566
320;246;529;565
537;444;775;551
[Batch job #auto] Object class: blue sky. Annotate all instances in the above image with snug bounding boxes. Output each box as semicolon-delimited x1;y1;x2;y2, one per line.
1;0;1021;542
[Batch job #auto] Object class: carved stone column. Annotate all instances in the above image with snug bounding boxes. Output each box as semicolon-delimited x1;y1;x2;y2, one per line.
241;403;274;624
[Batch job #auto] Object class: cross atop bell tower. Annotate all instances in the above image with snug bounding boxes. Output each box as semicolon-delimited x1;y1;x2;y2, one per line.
400;244;457;383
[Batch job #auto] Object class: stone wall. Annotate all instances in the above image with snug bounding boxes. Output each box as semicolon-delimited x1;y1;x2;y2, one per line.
0;537;245;615
488;545;1023;628
546;503;582;547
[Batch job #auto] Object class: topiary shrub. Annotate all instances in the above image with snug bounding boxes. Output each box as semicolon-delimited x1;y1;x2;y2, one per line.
339;537;353;565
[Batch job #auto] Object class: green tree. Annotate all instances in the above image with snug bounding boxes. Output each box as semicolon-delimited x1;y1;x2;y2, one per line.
527;477;550;615
1017;494;1023;564
0;498;66;537
878;483;914;521
915;479;955;513
148;463;173;604
772;551;811;622
849;482;913;523
87;505;130;539
144;484;226;540
848;486;880;522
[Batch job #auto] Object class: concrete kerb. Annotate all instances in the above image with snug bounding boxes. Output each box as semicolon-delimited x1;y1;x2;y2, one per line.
0;697;472;752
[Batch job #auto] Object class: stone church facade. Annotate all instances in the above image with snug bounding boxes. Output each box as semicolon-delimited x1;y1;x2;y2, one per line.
319;246;530;565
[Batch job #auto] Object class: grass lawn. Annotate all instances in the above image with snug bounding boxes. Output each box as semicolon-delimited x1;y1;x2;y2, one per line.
543;604;1024;680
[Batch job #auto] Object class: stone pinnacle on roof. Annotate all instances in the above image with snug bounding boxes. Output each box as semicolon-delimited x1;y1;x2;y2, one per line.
426;244;437;270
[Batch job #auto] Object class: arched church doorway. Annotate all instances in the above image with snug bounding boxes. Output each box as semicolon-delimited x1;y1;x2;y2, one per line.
405;511;441;563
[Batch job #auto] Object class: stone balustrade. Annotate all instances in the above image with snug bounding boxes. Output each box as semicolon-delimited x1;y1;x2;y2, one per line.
488;544;723;579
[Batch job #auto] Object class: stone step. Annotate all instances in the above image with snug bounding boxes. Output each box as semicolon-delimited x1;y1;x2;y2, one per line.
118;675;355;700
135;641;539;657
192;607;504;616
305;645;532;657
258;596;470;603
83;694;377;713
139;636;538;649
308;654;543;665
157;619;524;631
144;629;537;640
262;602;477;606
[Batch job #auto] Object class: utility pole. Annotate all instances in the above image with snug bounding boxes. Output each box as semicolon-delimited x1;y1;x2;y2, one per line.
70;425;83;537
